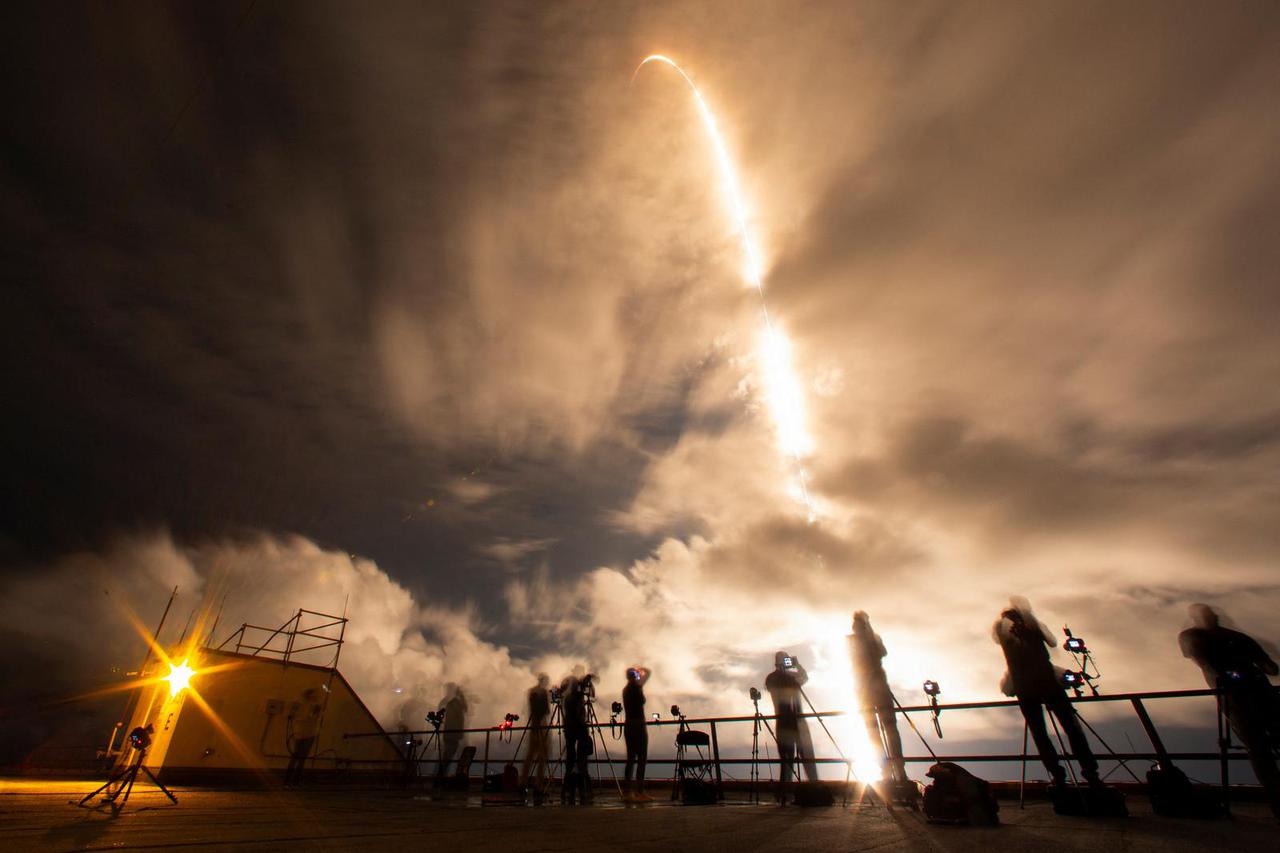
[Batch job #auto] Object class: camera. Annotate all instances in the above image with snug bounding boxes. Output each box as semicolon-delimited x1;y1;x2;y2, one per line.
425;709;445;728
1061;670;1087;688
922;681;945;738
580;673;597;701
611;701;623;716
749;686;761;702
650;712;660;723
782;655;796;670
549;686;563;705
1065;637;1087;653
128;725;153;751
497;712;519;732
670;704;682;718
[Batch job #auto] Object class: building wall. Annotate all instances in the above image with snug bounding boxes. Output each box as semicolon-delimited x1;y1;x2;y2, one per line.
125;649;401;783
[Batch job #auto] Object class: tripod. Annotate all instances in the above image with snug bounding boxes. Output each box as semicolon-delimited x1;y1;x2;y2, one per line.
577;688;624;802
412;721;443;787
77;746;177;812
535;702;564;803
749;693;779;803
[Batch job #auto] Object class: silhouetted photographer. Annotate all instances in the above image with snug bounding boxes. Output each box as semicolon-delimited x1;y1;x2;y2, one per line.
622;666;652;800
1180;603;1280;819
849;611;909;787
437;683;468;779
993;598;1100;788
765;650;819;798
561;667;593;804
520;674;551;790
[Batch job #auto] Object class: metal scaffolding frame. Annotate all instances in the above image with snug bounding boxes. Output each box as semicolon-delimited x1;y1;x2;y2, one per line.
214;608;347;668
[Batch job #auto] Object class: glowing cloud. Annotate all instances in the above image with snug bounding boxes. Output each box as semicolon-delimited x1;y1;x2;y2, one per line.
634;54;815;518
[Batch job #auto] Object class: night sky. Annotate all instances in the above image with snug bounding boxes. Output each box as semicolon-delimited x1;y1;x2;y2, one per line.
3;1;1279;761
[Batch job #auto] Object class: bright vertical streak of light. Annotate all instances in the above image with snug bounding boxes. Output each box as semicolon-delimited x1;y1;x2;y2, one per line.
635;55;815;517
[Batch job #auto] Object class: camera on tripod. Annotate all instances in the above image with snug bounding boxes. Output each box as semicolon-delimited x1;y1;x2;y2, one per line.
1063;625;1101;695
128;724;154;751
549;686;563;705
1061;669;1092;696
580;673;597;700
425;708;445;728
922;680;944;737
749;686;761;702
496;711;519;741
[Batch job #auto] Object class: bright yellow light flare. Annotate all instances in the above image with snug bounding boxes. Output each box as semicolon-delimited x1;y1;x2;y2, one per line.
165;659;196;697
635;54;815;518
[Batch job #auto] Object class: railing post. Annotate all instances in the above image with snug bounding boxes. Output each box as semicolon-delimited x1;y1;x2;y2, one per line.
1217;688;1231;815
710;720;723;797
283;611;298;665
484;729;491;783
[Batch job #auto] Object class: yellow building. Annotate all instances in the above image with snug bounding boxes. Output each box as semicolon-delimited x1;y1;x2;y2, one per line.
121;646;403;785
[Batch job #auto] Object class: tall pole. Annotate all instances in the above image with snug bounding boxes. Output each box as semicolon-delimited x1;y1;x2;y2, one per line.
110;586;178;764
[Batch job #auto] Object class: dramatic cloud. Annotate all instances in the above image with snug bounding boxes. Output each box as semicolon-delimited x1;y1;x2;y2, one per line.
3;1;1279;771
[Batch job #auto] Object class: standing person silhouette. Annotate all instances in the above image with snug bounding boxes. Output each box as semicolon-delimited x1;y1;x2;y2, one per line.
765;650;819;801
1179;603;1280;819
993;597;1099;787
520;674;551;793
438;683;468;780
561;666;593;804
849;611;909;787
622;666;652;801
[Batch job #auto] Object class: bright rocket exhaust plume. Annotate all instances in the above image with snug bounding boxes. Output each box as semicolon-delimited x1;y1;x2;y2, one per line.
634;56;881;781
634;55;816;520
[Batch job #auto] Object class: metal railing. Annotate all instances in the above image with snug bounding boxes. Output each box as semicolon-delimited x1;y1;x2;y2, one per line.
341;684;1267;805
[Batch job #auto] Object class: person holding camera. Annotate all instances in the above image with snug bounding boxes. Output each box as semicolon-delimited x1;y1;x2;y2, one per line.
561;666;593;804
993;597;1099;788
1180;603;1280;819
622;666;652;800
849;611;909;788
520;673;552;792
765;650;819;799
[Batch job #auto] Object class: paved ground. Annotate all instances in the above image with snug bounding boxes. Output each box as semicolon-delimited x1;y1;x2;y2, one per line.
2;779;1275;852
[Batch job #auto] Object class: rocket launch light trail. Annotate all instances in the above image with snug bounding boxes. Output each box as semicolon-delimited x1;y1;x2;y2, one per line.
634;55;885;782
634;54;816;519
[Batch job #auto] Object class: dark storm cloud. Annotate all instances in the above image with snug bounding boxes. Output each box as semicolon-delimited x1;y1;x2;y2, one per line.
0;1;699;597
3;0;1279;752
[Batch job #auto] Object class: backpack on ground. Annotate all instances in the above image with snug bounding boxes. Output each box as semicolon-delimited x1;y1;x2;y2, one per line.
1146;763;1225;818
922;762;999;826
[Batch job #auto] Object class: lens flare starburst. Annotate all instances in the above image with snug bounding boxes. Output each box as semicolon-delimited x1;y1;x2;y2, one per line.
164;658;196;697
